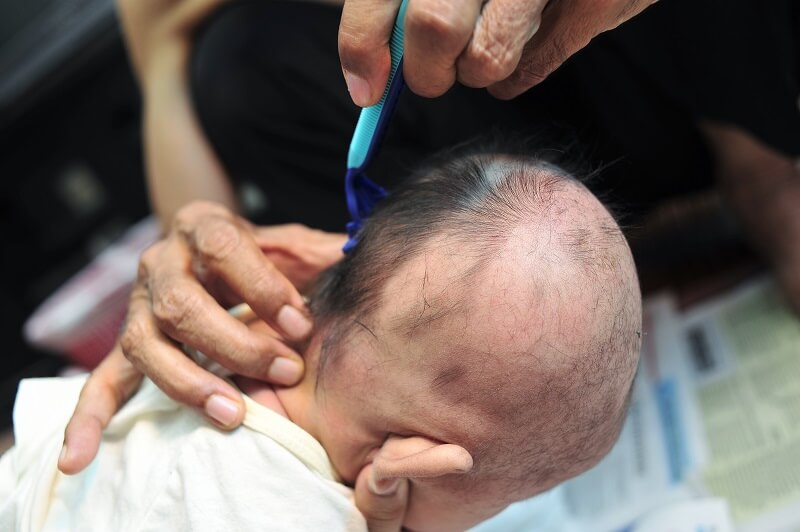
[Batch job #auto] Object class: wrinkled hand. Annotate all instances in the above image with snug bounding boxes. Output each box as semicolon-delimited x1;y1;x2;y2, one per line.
58;201;346;474
339;0;657;105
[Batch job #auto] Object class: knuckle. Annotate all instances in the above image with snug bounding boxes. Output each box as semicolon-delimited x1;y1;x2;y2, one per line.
193;217;242;264
173;201;231;234
406;79;440;98
153;371;198;403
248;268;285;305
467;39;518;83
408;2;466;42
222;331;293;377
136;258;150;285
409;79;452;98
338;28;372;70
137;243;161;280
151;283;198;333
225;343;266;375
139;242;160;266
120;317;150;361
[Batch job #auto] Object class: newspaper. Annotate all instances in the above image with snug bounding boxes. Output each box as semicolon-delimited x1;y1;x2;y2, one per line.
556;295;701;531
681;279;800;531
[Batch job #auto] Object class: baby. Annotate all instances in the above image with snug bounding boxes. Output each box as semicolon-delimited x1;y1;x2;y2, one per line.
0;146;641;531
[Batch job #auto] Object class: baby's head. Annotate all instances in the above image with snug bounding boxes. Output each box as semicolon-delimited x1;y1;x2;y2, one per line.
302;148;641;530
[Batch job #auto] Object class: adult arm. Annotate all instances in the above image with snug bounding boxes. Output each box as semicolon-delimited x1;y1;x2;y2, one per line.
339;0;658;106
701;121;800;312
117;0;237;226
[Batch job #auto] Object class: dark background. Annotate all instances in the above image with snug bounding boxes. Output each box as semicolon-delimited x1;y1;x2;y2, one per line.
0;0;149;427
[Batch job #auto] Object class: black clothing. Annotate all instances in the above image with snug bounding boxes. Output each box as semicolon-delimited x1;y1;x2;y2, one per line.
190;0;800;233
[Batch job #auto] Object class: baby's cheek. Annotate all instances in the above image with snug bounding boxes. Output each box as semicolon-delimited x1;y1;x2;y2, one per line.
319;404;383;485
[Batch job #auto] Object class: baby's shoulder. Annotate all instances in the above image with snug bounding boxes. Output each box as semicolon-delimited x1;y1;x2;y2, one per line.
142;423;366;531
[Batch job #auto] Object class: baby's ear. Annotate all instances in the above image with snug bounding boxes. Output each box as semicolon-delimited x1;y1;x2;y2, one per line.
370;436;473;492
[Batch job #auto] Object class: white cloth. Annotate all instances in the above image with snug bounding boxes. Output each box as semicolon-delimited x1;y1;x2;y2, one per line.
0;376;366;532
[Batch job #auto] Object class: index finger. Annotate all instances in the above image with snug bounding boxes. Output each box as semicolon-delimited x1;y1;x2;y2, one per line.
179;212;313;341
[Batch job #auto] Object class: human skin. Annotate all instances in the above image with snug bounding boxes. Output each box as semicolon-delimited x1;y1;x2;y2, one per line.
58;210;345;462
118;0;658;221
97;0;658;443
58;1;792;530
59;165;642;530
91;1;800;452
116;0;238;226
249;178;640;531
250;243;548;530
339;0;659;105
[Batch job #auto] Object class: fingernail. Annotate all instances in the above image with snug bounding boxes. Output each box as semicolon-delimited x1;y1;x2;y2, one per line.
277;305;312;339
369;475;401;496
268;357;303;385
344;70;371;107
205;395;240;428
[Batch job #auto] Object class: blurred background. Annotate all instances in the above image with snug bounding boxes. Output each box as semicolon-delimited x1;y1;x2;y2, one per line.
0;1;799;528
0;0;149;428
0;0;782;433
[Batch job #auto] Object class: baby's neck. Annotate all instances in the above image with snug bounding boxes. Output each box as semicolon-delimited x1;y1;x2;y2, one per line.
235;319;323;440
232;373;321;442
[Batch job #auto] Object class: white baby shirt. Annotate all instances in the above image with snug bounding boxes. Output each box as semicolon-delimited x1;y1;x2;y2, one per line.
0;376;366;531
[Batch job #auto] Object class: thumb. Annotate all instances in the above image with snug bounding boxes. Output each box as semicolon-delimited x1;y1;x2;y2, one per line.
59;346;143;474
338;0;401;107
354;463;409;532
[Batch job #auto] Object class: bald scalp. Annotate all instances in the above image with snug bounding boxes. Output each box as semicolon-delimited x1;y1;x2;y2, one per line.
310;144;642;498
480;190;641;496
379;173;641;499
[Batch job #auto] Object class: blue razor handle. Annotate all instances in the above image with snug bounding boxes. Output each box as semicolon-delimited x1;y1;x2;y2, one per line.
346;0;409;172
344;0;409;252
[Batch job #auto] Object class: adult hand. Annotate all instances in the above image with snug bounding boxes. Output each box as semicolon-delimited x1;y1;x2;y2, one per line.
339;0;657;106
58;201;346;474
